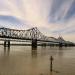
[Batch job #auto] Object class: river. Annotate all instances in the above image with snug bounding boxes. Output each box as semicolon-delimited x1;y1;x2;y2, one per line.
0;46;75;75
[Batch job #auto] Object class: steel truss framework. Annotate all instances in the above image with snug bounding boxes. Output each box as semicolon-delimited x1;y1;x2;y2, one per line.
0;27;67;44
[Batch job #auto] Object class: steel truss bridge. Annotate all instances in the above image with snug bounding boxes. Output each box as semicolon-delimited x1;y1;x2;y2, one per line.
0;27;74;48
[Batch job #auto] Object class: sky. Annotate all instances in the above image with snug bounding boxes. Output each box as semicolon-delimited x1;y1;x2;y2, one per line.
0;0;75;42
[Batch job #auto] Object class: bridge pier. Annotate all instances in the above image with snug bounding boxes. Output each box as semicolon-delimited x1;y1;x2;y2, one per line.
32;39;37;49
4;41;6;47
59;42;63;47
4;40;10;47
64;43;67;47
41;43;46;47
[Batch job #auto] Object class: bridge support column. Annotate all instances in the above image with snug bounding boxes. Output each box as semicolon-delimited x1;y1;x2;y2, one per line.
8;41;10;47
4;41;6;47
4;40;10;47
64;43;67;47
32;39;37;49
59;43;63;47
42;43;46;47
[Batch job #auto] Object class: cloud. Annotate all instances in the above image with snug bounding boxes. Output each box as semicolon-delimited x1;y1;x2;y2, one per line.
0;0;75;42
0;15;31;29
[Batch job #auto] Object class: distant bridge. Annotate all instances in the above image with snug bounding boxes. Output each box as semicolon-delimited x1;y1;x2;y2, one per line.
0;27;74;48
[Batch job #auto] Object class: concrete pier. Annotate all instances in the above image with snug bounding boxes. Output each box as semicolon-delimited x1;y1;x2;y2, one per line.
32;39;37;49
41;43;46;47
4;41;6;47
59;42;63;47
4;40;10;47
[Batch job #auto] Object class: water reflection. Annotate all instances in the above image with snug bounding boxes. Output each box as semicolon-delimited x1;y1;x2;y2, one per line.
31;50;37;58
50;72;53;75
0;46;75;75
58;50;63;57
31;46;37;58
32;46;37;50
59;47;63;50
41;46;46;50
4;47;10;56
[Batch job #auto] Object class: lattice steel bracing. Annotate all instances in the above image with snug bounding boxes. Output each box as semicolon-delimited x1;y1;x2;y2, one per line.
0;27;65;43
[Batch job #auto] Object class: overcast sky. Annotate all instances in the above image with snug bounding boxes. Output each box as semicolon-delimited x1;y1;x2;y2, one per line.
0;0;75;42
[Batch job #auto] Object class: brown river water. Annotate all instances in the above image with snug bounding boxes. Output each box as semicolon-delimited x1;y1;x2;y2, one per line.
0;46;75;75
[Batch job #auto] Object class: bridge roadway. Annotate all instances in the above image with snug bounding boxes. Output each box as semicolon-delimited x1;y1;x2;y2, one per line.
0;27;73;48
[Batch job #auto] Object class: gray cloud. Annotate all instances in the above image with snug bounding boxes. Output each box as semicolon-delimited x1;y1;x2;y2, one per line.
0;0;75;41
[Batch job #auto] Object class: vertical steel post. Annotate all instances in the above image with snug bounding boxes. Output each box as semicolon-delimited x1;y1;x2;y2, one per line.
50;56;54;72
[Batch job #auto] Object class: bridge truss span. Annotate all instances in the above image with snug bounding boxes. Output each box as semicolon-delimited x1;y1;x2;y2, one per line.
0;27;58;42
0;27;74;47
